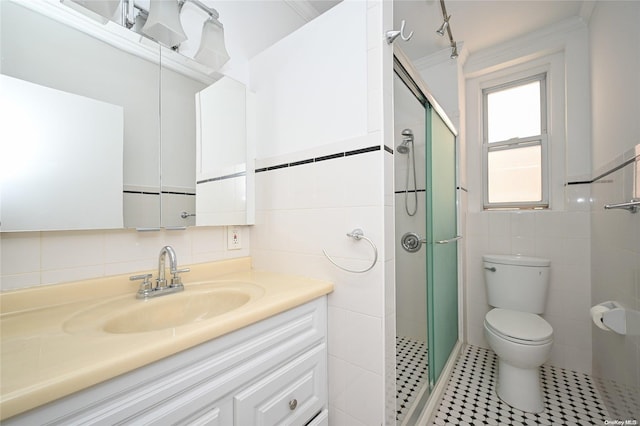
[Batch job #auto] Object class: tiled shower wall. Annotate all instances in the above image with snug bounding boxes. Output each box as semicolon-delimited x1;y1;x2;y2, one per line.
393;73;427;343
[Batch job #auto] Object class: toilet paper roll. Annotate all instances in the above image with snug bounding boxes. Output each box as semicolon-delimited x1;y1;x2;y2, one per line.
590;305;610;330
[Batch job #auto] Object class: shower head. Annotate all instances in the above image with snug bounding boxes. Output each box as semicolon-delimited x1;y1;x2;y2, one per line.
397;129;413;154
397;142;410;154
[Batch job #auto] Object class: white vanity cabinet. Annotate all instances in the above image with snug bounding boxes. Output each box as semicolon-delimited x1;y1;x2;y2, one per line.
5;298;328;426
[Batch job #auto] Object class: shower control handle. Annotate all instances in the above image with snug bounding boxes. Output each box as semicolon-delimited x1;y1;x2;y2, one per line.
401;232;426;253
484;267;496;272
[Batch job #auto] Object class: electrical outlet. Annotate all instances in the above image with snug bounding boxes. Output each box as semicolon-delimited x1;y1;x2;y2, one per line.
227;227;242;250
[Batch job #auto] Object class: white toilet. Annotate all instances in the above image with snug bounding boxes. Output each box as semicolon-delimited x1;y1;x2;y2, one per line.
483;254;553;413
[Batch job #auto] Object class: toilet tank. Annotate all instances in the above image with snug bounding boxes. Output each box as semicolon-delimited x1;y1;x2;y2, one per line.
483;254;551;314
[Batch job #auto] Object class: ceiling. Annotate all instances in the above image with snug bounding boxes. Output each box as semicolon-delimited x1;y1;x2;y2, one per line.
393;0;585;61
215;0;586;64
185;0;588;74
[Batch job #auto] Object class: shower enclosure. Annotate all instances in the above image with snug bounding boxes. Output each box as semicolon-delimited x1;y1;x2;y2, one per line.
394;55;459;424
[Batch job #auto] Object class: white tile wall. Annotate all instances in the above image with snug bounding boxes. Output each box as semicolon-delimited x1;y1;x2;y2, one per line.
589;7;640;416
395;192;427;341
247;1;394;423
461;18;595;376
0;226;250;291
465;199;592;374
590;158;640;410
251;143;388;425
393;65;429;369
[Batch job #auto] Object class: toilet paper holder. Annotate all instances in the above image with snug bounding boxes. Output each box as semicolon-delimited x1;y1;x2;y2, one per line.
591;301;640;336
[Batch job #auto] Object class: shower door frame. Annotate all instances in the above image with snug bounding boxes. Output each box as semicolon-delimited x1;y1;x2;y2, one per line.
393;46;463;411
393;51;457;140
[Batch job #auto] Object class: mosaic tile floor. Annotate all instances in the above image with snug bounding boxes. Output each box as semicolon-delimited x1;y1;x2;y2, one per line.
396;336;429;423
429;345;612;425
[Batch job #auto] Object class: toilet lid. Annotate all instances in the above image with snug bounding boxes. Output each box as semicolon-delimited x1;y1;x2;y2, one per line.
485;308;553;343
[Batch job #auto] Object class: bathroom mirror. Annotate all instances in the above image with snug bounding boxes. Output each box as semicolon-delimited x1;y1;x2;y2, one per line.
0;0;253;232
0;74;124;231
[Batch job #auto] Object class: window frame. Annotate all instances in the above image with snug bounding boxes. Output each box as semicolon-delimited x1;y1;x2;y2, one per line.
482;72;549;209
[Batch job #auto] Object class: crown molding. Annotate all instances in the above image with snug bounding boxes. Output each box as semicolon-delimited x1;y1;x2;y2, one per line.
413;41;468;71
464;16;587;79
579;0;597;24
283;0;320;22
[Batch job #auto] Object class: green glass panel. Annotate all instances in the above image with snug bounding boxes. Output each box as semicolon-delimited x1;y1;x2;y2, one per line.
426;104;458;388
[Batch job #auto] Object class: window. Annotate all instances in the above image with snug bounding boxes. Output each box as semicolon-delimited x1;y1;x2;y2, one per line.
482;73;548;209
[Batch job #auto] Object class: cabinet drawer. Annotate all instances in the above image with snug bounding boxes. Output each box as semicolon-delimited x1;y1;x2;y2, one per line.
234;343;326;426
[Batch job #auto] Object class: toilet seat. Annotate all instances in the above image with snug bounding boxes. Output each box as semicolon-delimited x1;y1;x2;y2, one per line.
485;308;553;345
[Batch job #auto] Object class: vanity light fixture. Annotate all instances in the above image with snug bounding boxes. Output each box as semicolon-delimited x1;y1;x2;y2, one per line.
66;0;231;72
140;0;230;70
142;0;188;48
194;13;231;70
65;0;120;22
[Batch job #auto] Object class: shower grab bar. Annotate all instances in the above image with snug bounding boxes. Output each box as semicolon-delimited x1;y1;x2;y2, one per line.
436;236;462;244
322;228;378;273
604;199;639;213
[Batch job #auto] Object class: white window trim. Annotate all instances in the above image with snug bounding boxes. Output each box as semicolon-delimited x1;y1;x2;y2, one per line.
481;72;550;209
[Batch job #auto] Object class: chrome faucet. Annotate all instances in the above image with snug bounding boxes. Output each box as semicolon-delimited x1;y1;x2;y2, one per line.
130;245;190;299
157;245;177;289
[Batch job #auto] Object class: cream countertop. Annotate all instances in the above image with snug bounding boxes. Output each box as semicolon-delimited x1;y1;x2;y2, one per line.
0;257;333;420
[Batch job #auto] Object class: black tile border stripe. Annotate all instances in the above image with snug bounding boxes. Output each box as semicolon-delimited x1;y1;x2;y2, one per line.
197;171;246;185
123;190;195;196
346;145;383;157
316;152;345;162
162;191;195;196
290;158;314;167
255;144;387;174
123;190;160;195
394;189;427;194
394;187;466;194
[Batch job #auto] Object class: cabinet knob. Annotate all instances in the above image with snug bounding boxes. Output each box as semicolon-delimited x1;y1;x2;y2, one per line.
288;399;298;411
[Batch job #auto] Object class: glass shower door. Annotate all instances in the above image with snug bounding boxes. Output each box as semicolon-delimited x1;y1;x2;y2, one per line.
426;104;458;388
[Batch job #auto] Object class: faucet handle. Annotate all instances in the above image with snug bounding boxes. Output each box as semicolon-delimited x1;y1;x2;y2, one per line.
130;273;153;298
170;268;190;287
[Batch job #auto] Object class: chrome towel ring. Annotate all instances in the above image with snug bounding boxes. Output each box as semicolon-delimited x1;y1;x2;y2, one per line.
322;228;378;273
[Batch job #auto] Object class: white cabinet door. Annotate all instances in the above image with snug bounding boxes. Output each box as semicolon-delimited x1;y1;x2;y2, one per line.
234;343;327;426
